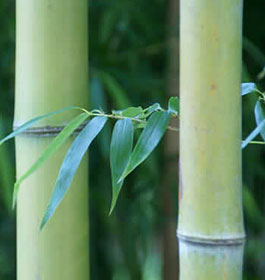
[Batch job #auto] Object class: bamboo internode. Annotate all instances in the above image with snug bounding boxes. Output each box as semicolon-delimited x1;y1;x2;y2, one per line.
178;0;245;243
15;1;89;279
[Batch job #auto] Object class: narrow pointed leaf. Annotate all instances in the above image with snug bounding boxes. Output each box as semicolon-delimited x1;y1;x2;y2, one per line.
40;116;107;229
120;111;171;181
168;96;179;115
242;119;265;149
109;119;133;214
254;100;265;140
241;83;256;96
12;113;89;208
0;106;82;145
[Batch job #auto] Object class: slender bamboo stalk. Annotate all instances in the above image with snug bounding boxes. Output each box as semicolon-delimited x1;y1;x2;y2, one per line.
178;0;245;243
15;1;89;279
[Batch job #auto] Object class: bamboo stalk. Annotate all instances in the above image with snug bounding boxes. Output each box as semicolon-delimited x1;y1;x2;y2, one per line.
15;1;89;279
179;241;244;280
178;0;245;243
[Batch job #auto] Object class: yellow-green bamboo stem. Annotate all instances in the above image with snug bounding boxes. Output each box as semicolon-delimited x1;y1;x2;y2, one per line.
16;137;89;279
179;241;244;280
15;1;89;279
15;0;88;126
178;0;245;243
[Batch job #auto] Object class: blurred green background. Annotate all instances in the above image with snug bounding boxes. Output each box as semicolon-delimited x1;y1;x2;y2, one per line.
0;0;264;279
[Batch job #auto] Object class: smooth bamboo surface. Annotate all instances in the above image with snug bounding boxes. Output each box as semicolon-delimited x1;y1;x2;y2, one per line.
178;0;245;242
15;0;89;127
15;0;89;279
179;241;244;280
16;137;89;279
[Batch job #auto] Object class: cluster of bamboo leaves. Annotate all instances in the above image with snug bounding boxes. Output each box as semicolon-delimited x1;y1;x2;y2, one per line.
0;83;264;230
241;83;265;148
0;97;179;229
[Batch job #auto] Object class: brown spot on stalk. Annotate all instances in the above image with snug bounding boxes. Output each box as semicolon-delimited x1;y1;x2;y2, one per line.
211;84;217;91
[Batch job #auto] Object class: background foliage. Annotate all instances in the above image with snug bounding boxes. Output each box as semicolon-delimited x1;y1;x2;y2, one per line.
0;0;264;279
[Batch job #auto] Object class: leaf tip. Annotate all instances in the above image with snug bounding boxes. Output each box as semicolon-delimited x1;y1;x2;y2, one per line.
12;185;18;210
40;213;49;231
108;206;114;216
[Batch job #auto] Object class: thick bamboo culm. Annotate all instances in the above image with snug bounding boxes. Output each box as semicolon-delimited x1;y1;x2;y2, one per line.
15;1;89;279
179;241;244;280
178;0;245;243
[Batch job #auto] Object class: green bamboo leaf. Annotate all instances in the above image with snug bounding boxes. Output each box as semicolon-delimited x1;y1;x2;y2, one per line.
254;100;265;140
40;116;107;230
119;111;171;181
168;96;179;115
242;119;265;149
0;106;82;145
145;103;162;114
109;119;134;214
241;83;256;96
121;107;143;118
138;103;162;119
12;113;89;208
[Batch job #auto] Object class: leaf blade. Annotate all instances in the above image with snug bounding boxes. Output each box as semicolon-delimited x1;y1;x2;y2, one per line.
40;116;107;230
242;118;265;149
254;100;265;140
241;83;256;96
121;107;143;118
109;119;134;214
168;96;179;115
0;106;82;145
12;113;89;208
120;111;171;181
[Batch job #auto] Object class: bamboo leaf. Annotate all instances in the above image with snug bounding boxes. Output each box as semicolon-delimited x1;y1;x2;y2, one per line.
168;96;179;115
12;113;89;208
109;119;134;214
119;111;171;181
0;106;82;145
254;100;265;140
138;103;162;120
242;119;265;149
121;107;143;118
145;103;161;114
241;83;256;96
40;116;107;230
